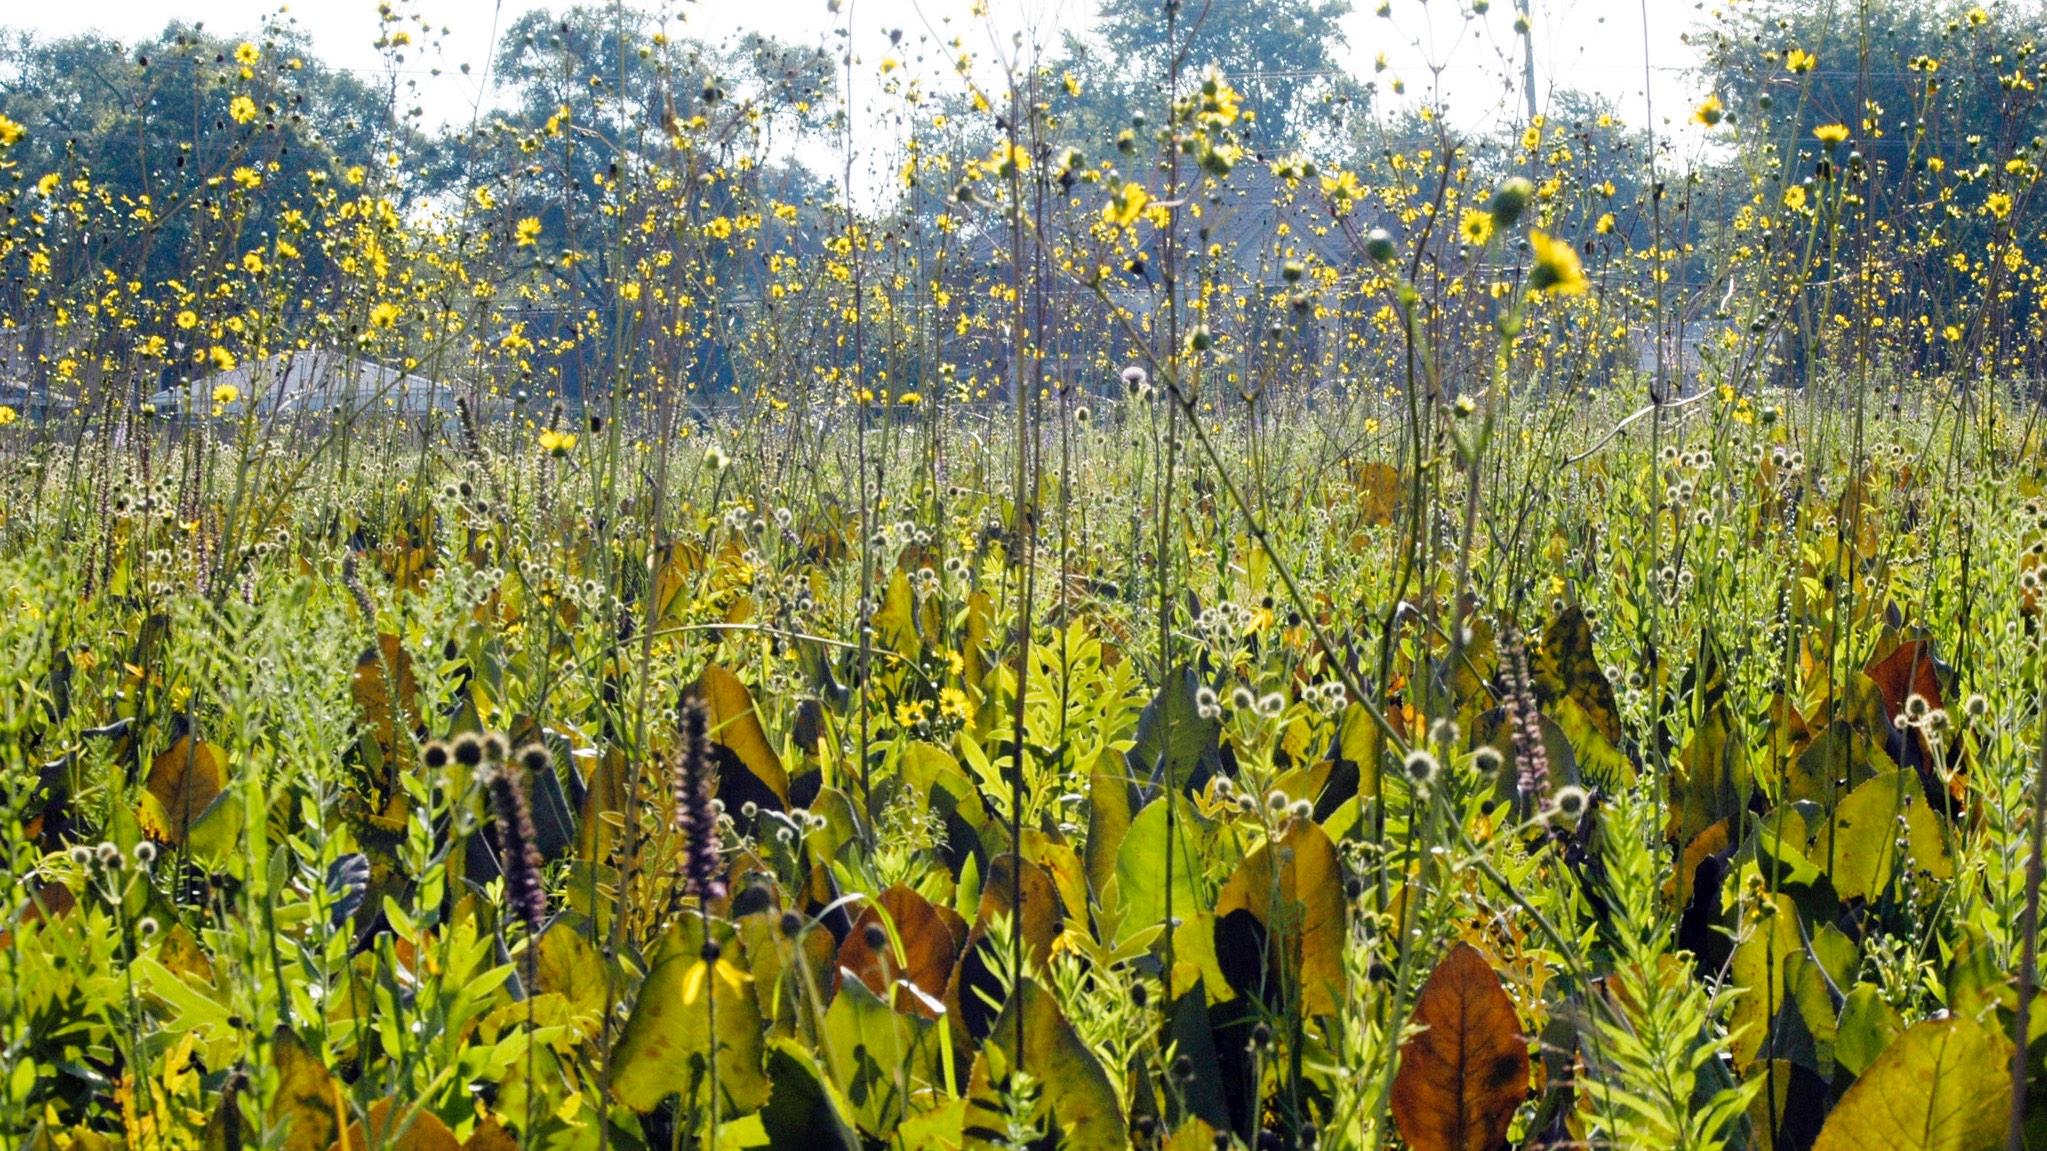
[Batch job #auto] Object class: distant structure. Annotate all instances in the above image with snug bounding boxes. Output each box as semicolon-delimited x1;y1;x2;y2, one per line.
0;348;79;422
148;349;470;422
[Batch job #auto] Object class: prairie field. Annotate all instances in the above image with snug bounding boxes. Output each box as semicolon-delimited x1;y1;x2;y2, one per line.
2;1;2047;1149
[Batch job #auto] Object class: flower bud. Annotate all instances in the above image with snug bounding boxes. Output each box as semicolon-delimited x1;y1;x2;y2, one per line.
1491;176;1534;227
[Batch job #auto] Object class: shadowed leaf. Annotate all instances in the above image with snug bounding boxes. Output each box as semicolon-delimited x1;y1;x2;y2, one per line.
963;978;1126;1151
687;664;789;808
760;1039;862;1151
269;1028;341;1151
352;634;420;772
142;736;224;845
1533;606;1623;746
1213;820;1345;1016
1125;665;1222;793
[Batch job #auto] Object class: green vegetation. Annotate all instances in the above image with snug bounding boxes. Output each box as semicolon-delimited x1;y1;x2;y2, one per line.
1;1;2046;1149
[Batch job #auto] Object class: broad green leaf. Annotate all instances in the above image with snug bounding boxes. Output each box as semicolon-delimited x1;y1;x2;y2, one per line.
1675;695;1748;849
1124;665;1221;792
1082;770;1133;900
1788;674;1898;808
1113;795;1207;949
1834;983;1902;1078
822;974;942;1136
1822;769;1951;903
1730;894;1803;1071
963;979;1126;1150
759;1039;861;1151
609;951;768;1115
873;569;921;657
1812;1014;2010;1151
533;922;609;1040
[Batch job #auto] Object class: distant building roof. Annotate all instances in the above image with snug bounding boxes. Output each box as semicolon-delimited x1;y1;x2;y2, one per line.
153;349;465;417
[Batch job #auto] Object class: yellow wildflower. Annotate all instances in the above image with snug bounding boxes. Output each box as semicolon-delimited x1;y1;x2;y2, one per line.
1104;182;1151;228
1527;230;1588;296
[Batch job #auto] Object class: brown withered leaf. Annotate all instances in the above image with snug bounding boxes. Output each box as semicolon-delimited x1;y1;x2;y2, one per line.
334;1100;460;1151
1864;639;1944;724
1351;460;1403;526
1390;942;1528;1151
836;883;968;1018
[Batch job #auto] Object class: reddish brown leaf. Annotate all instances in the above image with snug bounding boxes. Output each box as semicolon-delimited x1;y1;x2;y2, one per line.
1391;942;1529;1151
835;884;967;1018
334;1099;461;1151
1864;639;1943;726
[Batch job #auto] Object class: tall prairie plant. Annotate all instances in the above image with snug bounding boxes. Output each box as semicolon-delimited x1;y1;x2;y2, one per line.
2;1;2047;1150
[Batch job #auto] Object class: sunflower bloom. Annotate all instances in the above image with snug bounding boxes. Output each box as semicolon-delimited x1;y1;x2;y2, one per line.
1527;230;1589;297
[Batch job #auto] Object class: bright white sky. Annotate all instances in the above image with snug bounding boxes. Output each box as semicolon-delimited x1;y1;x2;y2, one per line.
3;0;1718;194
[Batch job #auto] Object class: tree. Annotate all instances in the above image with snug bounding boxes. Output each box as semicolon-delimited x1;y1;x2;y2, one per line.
437;6;836;398
0;22;415;283
1699;0;2047;378
1072;0;1363;153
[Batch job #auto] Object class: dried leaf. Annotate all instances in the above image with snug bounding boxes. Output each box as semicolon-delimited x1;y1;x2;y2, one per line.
835;884;966;1019
352;634;420;773
1390;943;1528;1151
